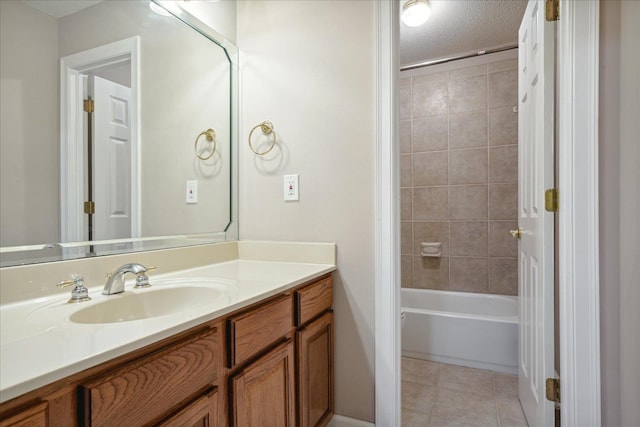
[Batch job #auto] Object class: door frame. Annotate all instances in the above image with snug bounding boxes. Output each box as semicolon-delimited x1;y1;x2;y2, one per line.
374;2;400;426
373;1;601;425
60;36;141;243
557;1;601;425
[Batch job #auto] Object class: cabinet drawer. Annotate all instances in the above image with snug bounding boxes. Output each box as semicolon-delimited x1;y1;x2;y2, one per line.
295;275;333;326
80;327;218;427
227;295;293;368
0;402;47;427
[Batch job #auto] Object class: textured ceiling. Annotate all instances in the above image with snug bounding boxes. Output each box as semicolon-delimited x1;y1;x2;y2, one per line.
400;0;528;67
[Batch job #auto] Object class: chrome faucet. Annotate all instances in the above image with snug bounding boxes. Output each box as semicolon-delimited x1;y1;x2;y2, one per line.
103;263;155;295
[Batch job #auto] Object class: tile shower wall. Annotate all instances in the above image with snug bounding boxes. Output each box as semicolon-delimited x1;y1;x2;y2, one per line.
400;57;519;295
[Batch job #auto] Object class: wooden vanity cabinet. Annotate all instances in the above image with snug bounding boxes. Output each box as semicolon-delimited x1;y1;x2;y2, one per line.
226;293;296;426
0;322;222;427
226;273;334;427
0;273;334;427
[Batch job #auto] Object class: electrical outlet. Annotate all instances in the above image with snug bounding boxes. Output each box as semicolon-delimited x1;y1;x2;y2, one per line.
186;180;198;204
283;174;299;201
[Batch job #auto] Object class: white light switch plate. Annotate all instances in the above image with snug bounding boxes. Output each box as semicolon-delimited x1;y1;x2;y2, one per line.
284;174;299;201
186;180;198;204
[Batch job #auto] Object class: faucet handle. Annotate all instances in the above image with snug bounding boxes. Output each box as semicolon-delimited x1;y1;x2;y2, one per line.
134;266;156;289
57;274;84;288
57;274;91;303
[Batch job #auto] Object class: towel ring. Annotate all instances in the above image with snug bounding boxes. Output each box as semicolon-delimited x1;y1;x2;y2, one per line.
195;128;216;160
248;120;276;155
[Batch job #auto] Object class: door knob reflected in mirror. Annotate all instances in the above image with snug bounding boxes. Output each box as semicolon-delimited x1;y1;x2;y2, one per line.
509;228;523;239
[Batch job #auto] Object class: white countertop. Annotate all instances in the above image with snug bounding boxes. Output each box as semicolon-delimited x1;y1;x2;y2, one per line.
0;258;335;403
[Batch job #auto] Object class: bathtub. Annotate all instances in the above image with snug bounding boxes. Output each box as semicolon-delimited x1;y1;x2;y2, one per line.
401;288;518;375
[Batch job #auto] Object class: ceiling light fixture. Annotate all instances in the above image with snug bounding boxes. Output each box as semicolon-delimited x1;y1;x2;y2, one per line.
401;0;432;27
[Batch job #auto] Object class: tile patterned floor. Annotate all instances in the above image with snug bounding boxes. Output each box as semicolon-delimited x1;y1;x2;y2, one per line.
402;357;529;427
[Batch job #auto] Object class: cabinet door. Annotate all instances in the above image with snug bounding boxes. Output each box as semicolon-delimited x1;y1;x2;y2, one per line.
297;311;333;427
230;340;296;427
0;402;47;427
160;390;217;427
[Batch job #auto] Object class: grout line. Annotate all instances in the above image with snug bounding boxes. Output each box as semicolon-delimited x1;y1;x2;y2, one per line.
493;372;503;427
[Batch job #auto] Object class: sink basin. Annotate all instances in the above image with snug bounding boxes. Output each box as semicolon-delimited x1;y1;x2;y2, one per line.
70;286;232;324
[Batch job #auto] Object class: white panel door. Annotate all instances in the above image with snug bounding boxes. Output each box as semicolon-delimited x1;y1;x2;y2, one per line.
517;0;555;425
92;76;132;241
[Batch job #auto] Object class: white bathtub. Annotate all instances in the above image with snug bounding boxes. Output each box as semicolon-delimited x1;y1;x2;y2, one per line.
401;288;518;374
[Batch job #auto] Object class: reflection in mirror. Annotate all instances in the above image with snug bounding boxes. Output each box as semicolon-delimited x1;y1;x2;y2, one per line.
0;0;237;267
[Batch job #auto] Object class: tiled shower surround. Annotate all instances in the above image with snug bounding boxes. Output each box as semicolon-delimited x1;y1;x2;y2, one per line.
400;56;519;295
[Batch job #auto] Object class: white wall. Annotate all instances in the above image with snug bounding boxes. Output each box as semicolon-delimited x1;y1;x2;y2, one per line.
237;1;376;421
0;1;59;246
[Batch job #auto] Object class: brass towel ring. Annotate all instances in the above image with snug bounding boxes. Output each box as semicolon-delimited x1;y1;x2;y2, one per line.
248;120;276;155
195;128;217;160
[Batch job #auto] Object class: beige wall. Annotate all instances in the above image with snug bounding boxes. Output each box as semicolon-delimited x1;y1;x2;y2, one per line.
618;1;640;424
599;1;640;426
399;51;519;296
598;1;621;424
0;1;59;246
236;1;376;421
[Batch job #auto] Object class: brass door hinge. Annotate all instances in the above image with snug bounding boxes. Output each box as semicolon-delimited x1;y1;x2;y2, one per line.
83;99;94;113
545;188;559;212
84;201;95;215
546;377;560;403
546;0;559;21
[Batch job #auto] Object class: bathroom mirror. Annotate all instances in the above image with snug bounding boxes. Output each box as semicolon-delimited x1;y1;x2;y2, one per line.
0;0;238;267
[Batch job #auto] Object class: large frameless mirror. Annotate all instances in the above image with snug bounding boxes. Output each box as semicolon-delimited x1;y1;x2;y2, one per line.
0;0;238;267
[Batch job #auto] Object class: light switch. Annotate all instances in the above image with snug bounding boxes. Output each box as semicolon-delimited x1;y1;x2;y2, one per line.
186;180;198;204
284;174;299;201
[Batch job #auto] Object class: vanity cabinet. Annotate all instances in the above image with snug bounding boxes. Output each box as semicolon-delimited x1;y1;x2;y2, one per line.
226;274;333;427
226;294;296;426
0;274;333;427
0;322;221;427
